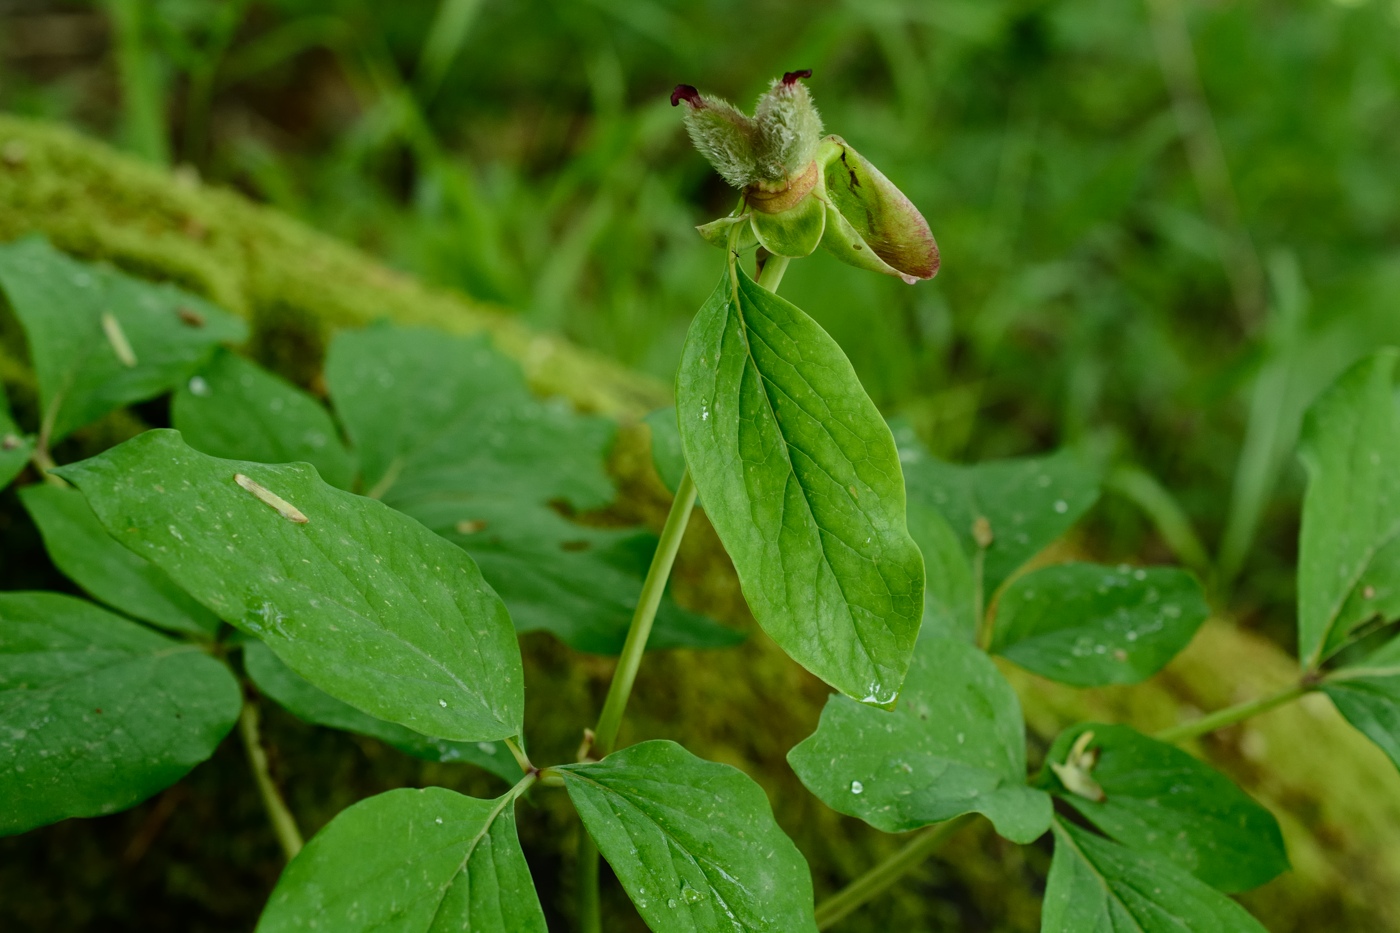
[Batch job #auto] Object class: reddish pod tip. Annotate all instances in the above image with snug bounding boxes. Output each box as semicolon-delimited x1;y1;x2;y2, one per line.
782;69;813;86
671;84;702;107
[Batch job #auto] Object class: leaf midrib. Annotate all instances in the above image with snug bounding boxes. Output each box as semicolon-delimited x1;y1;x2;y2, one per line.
725;271;884;680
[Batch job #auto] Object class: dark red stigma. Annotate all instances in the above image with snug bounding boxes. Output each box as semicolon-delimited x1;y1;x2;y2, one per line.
782;69;813;86
671;84;702;107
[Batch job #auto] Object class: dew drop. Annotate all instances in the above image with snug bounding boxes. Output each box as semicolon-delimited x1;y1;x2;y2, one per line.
1053;499;1068;514
188;376;211;397
850;780;864;795
668;899;678;909
438;699;448;708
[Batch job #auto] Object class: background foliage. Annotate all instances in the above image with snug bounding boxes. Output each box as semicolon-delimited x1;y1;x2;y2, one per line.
3;0;1400;929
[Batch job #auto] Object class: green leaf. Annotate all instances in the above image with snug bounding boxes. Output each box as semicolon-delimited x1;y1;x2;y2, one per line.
1322;634;1400;770
0;236;246;443
788;635;1051;844
0;592;241;836
749;194;826;259
169;326;733;652
991;563;1208;687
1297;350;1400;666
243;640;521;782
256;786;546;933
676;267;924;704
326;324;614;510
55;430;524;743
1039;724;1288;892
0;384;33;491
559;740;818;933
172;348;354;490
20;484;221;637
645;405;688;497
895;423;1100;606
1043;819;1267;933
410;497;743;654
906;499;978;641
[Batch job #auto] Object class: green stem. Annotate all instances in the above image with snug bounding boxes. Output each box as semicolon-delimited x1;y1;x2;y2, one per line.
237;700;304;861
758;255;790;291
504;736;532;774
814;814;974;930
578;833;602;933
591;469;698;757
1153;681;1311;745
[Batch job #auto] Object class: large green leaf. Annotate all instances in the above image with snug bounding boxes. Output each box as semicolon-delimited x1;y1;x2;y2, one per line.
173;348;354;490
894;422;1100;605
20;484;221;637
326;324;614;510
0;236;246;442
1322;634;1400;770
243;641;521;782
559;740;818;933
171;337;735;655
0;384;33;491
1297;350;1400;666
55;430;524;742
256;786;546;933
0;592;240;835
1043;819;1267;932
991;563;1208;686
788;636;1051;844
676;267;924;704
1039;724;1288;892
412;497;743;654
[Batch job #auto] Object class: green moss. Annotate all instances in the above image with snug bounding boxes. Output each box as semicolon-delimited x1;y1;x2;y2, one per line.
2;114;1399;932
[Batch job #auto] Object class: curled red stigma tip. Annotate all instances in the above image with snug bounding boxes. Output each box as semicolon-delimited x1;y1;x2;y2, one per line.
671;84;702;107
782;69;813;86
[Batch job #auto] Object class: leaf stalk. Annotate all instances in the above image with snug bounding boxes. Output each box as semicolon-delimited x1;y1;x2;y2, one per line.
814;814;975;930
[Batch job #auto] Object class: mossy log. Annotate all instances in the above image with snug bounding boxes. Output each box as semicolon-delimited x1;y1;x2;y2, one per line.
1;114;1398;932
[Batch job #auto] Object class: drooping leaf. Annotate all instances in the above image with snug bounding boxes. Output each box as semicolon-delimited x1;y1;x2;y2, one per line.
906;499;978;641
243;641;521;782
1297;350;1400;667
1322;633;1400;770
991;563;1208;686
0;592;240;836
172;348;354;490
256;787;546;933
55;430;524;743
559;740;818;933
410;497;742;654
788;635;1051;844
1042;819;1267;933
325;324;614;510
20;484;221;637
676;267;924;704
0;384;33;491
894;422;1100;606
1039;724;1288;892
0;236;246;443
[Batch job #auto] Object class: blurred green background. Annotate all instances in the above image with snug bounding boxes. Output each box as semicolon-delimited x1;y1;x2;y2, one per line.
2;0;1399;925
6;0;1400;638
